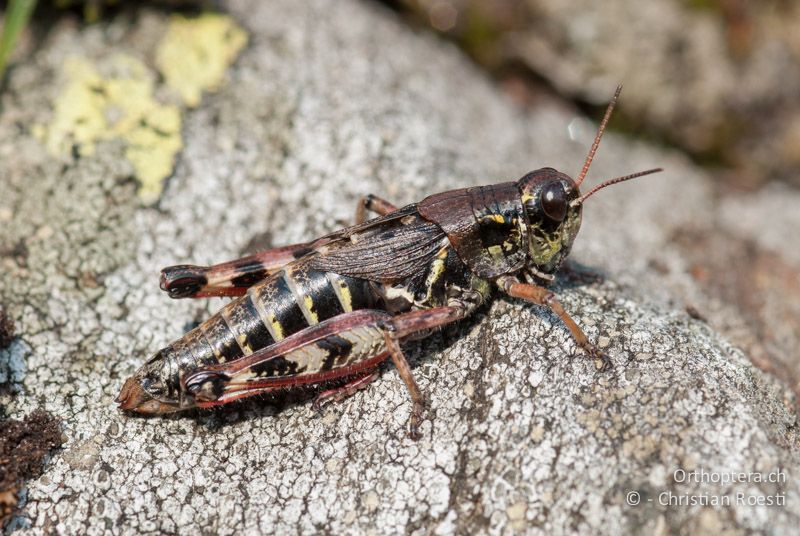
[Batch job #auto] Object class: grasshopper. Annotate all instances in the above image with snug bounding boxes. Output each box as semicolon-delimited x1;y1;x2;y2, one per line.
117;86;661;439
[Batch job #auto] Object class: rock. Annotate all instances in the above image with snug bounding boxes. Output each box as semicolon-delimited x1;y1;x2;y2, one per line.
1;0;798;533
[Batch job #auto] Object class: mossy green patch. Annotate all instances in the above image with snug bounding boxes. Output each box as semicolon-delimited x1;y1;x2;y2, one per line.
155;14;248;108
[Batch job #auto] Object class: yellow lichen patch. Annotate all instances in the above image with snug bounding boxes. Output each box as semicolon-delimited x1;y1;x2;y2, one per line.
34;55;183;203
155;14;248;108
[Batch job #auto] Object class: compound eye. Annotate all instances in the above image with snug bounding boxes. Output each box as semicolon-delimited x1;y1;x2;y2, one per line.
541;182;567;222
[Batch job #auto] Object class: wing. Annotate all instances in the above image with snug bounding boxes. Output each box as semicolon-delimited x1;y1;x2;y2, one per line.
310;204;449;282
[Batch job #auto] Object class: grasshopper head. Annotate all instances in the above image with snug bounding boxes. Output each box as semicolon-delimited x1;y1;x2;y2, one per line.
517;85;661;282
517;168;583;278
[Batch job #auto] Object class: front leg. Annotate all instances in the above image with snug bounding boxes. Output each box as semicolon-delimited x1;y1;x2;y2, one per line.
498;275;612;371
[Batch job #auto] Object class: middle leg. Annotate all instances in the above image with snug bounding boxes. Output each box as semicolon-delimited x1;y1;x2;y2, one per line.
355;194;397;224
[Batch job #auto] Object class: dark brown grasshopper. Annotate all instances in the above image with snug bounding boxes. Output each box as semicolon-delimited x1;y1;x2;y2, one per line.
117;86;661;439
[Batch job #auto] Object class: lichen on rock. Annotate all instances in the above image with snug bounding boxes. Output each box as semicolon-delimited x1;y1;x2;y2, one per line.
31;54;183;204
155;14;248;108
30;13;248;205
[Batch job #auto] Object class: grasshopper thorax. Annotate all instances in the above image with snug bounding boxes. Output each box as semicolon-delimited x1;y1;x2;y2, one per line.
417;175;578;282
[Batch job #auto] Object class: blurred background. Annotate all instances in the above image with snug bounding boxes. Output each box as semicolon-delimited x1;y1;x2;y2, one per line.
381;0;800;190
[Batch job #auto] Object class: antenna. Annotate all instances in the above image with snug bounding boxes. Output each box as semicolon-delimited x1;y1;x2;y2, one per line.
571;168;663;207
575;84;622;188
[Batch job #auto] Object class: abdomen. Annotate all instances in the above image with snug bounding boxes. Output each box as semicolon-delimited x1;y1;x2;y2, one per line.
164;260;379;377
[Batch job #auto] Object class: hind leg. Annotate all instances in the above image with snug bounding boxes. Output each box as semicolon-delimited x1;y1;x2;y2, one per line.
185;304;474;440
